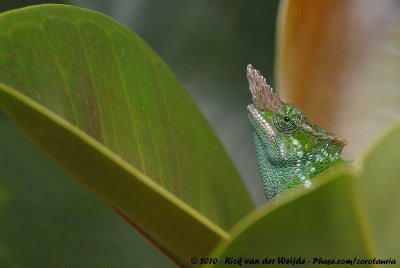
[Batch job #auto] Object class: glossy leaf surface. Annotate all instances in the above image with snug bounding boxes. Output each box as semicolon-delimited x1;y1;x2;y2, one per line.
209;172;370;267
0;115;173;268
0;4;254;264
356;123;400;259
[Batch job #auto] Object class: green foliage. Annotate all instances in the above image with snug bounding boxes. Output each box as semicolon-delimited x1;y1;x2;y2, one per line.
0;3;399;268
357;124;400;258
0;4;252;266
0;116;173;267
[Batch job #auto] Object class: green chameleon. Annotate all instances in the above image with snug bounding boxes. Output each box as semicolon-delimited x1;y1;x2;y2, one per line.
246;64;348;201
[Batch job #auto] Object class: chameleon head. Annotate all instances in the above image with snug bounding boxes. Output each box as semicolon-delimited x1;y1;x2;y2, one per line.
246;64;347;200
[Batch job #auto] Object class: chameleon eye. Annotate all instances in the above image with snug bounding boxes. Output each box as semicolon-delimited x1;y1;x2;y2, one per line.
273;104;305;133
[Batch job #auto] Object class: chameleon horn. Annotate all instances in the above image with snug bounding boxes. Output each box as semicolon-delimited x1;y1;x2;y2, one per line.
246;64;282;111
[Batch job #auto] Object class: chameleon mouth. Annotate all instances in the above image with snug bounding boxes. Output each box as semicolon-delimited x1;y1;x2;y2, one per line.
329;136;348;146
247;104;276;140
247;104;284;157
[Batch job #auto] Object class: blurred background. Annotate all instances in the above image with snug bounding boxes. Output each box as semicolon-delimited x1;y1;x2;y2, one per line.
0;1;279;267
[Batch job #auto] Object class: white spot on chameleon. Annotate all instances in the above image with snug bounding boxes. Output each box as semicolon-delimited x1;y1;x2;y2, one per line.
304;180;312;188
292;139;300;146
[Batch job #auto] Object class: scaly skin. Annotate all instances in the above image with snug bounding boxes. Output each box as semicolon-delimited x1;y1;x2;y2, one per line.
246;64;348;201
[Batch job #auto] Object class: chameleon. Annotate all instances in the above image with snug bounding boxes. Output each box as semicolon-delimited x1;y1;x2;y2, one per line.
246;64;348;201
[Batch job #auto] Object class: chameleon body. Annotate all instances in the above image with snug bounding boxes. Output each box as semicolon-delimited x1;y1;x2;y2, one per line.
246;64;348;201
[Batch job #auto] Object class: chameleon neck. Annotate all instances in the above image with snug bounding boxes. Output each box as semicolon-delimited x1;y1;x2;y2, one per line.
252;129;345;201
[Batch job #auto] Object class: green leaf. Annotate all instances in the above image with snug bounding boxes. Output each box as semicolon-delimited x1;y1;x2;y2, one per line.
209;170;371;267
0;115;173;268
276;1;400;159
0;4;254;264
356;123;400;258
209;123;400;266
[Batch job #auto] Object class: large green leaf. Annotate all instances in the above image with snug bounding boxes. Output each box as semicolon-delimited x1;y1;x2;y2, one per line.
209;171;371;267
276;0;400;159
0;4;254;264
0;114;173;268
356;123;400;258
208;123;400;267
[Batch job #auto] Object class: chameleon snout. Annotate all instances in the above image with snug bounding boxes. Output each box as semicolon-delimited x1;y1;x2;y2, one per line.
328;135;348;146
